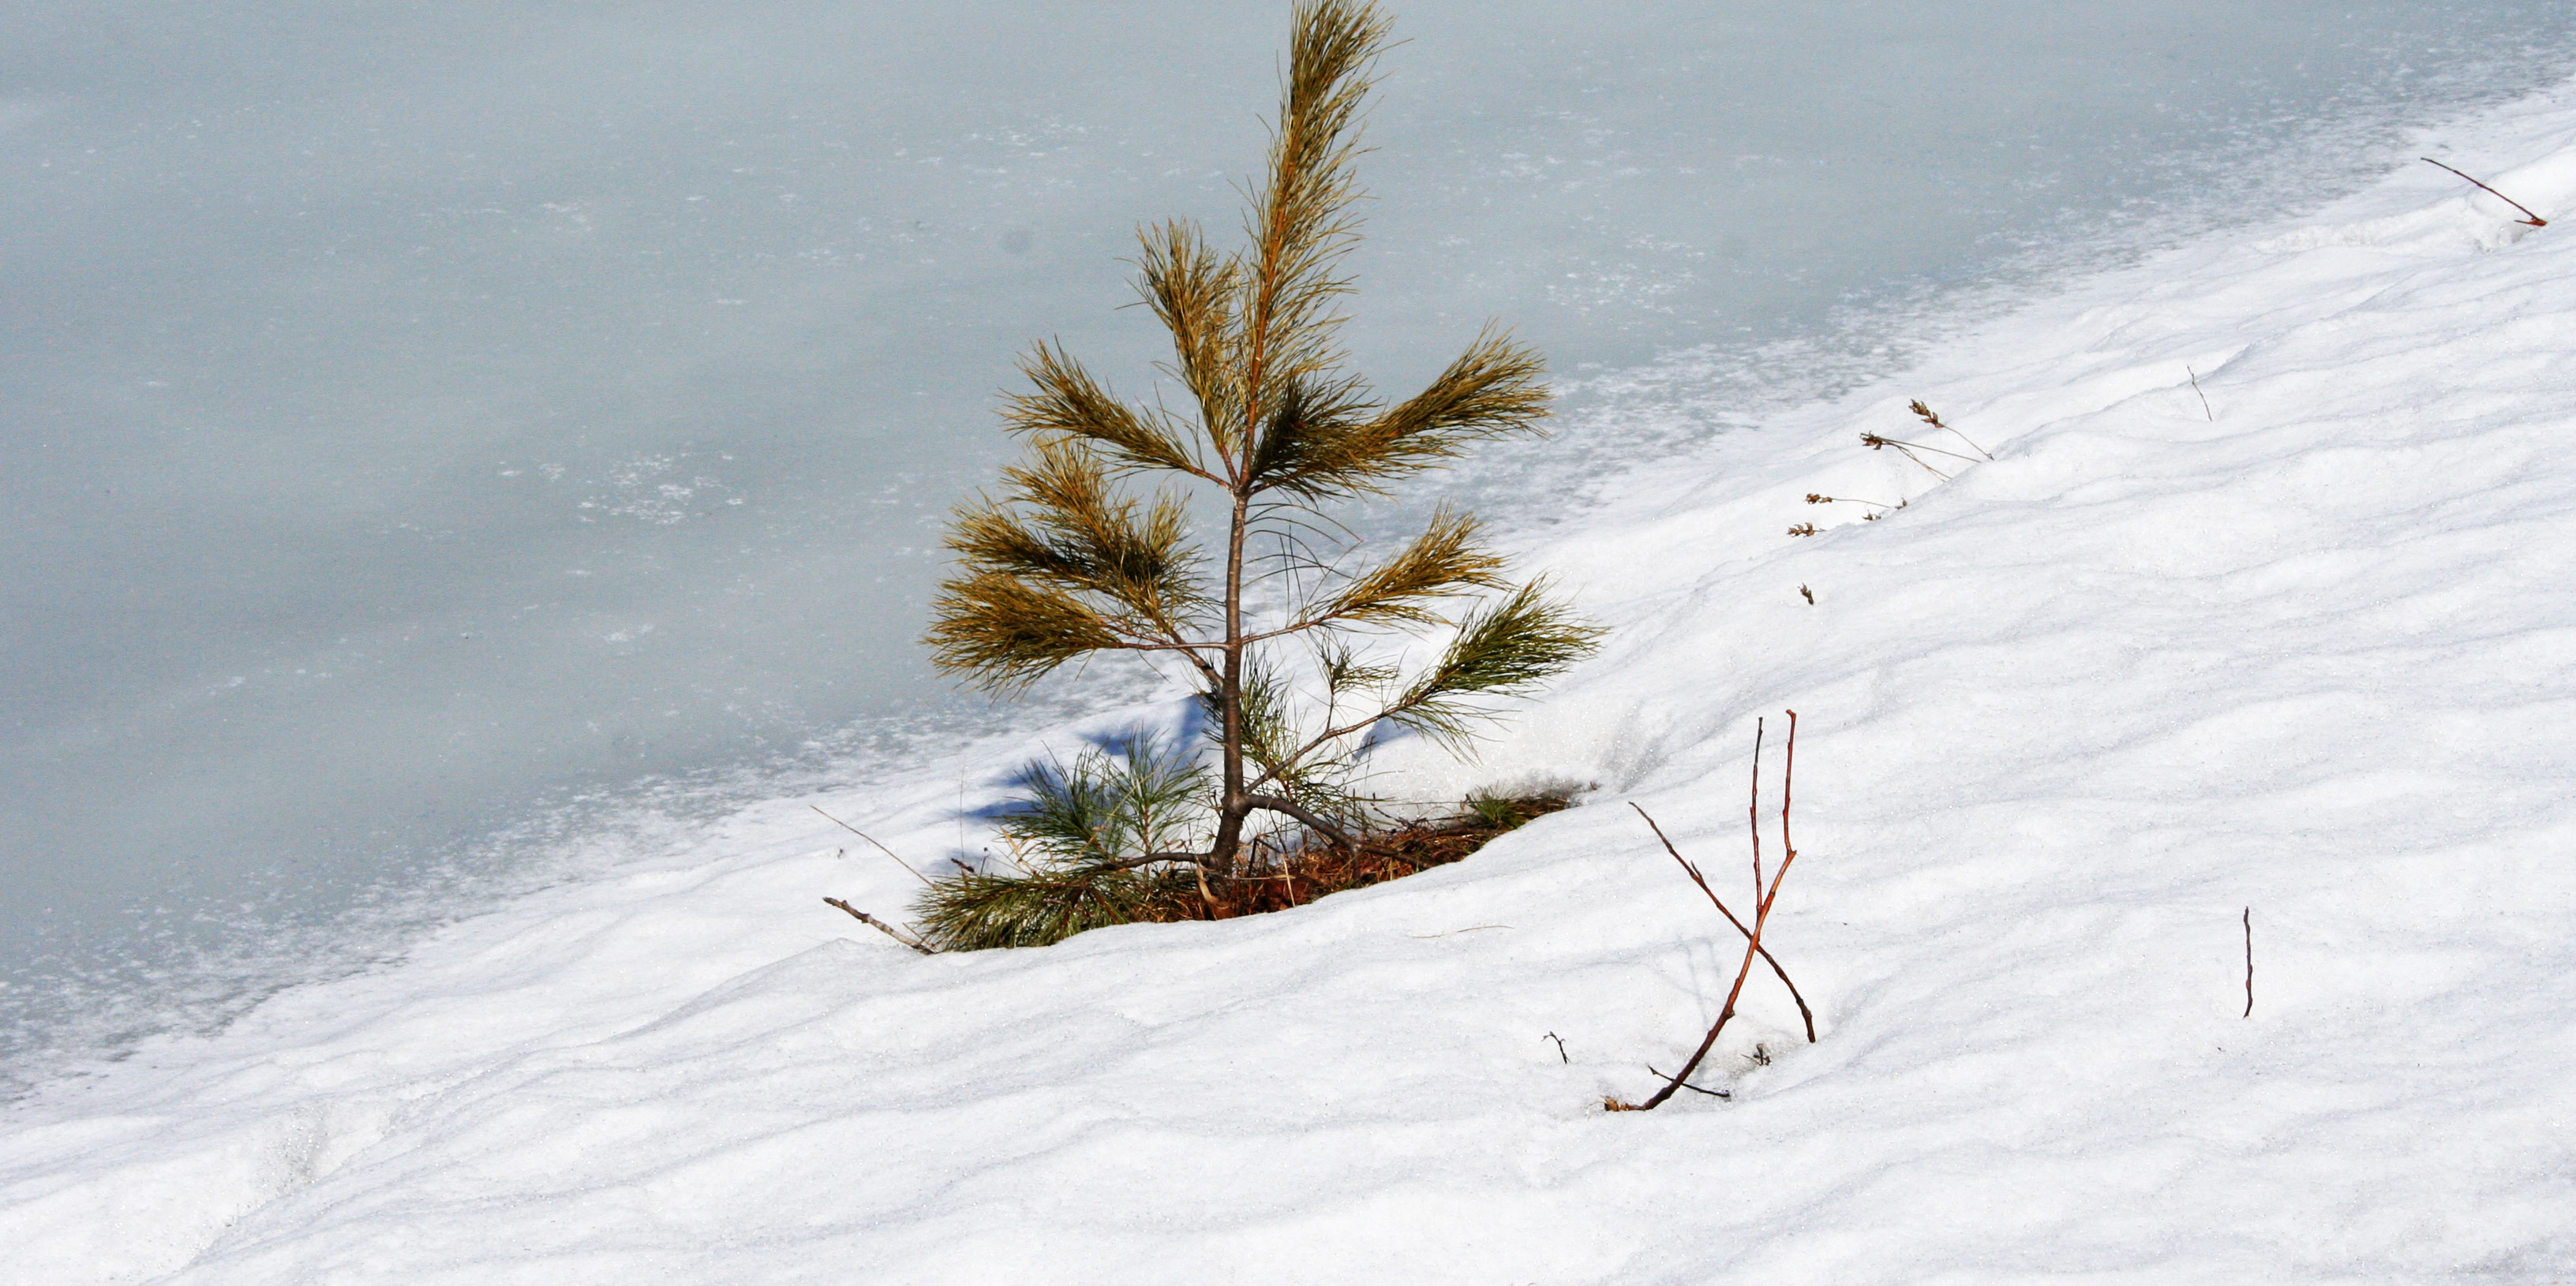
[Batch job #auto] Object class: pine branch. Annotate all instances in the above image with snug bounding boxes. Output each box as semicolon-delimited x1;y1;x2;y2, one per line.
1305;507;1507;628
1252;327;1550;499
1006;342;1208;480
1134;219;1244;452
1233;0;1390;460
1384;578;1604;753
923;571;1129;691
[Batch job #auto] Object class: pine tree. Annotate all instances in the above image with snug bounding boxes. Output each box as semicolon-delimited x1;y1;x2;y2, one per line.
925;0;1600;888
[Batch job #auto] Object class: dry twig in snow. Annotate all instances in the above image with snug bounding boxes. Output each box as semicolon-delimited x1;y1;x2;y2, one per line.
1611;710;1814;1112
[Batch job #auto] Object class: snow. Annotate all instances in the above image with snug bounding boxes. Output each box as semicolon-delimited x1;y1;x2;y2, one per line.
9;77;2576;1286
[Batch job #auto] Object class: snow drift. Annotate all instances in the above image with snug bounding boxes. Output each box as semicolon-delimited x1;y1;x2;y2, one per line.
7;78;2576;1286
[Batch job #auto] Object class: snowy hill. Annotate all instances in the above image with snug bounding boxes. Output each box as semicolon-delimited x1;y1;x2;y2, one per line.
6;81;2576;1286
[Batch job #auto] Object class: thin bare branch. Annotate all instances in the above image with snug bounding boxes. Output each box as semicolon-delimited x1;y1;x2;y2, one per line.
2242;907;2255;1019
1624;710;1806;1111
1908;400;1994;461
1245;791;1356;850
1628;802;1816;1044
2421;156;2548;226
823;897;938;954
1646;1066;1730;1098
812;806;934;888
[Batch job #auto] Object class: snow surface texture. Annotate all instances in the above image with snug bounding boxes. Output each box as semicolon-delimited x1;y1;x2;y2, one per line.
8;80;2576;1286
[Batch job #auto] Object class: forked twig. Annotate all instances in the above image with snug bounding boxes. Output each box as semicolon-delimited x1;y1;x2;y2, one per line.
2421;157;2548;226
1613;710;1810;1112
1627;803;1815;1043
823;896;938;955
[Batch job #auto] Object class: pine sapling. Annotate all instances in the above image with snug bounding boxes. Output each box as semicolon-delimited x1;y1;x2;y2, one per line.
918;0;1602;948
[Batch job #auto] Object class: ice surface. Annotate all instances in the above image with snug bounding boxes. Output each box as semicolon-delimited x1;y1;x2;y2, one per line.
3;67;2574;1284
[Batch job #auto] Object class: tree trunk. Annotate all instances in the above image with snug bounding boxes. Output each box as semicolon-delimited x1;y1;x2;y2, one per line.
1210;488;1253;876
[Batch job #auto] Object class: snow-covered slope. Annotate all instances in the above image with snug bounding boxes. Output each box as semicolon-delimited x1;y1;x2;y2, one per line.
9;84;2576;1285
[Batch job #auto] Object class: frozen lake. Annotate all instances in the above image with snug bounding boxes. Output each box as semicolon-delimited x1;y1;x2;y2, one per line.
6;0;2574;1078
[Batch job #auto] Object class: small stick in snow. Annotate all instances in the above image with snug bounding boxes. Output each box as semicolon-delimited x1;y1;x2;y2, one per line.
1749;717;1765;907
812;804;935;888
1630;803;1816;1043
2421;157;2548;227
1909;400;1994;461
2242;907;2254;1019
824;896;938;955
2188;367;2215;422
1612;712;1812;1112
1644;1066;1728;1098
1808;492;1904;509
1859;433;1958;479
1798;584;1815;605
1861;433;1981;466
1543;1031;1569;1064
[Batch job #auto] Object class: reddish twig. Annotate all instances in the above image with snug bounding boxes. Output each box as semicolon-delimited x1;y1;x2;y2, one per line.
823;896;938;955
1645;1066;1728;1098
1617;710;1808;1111
1749;718;1765;906
2421;157;2548;226
1780;710;1797;887
1629;803;1816;1043
2241;907;2254;1019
